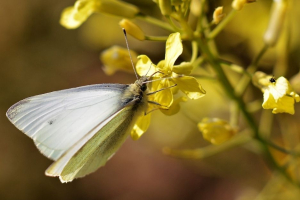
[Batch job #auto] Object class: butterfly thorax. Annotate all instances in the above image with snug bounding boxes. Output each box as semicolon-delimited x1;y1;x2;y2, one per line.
121;76;149;109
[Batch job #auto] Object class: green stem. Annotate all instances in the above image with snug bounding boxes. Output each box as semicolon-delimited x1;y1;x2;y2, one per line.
246;100;263;113
264;140;300;156
191;41;198;63
252;44;269;67
235;44;269;96
136;14;174;32
230;102;239;127
191;74;217;80
219;59;251;76
207;9;237;39
195;0;207;33
197;38;256;130
166;16;182;32
259;110;273;139
193;56;205;67
196;38;299;187
145;35;168;41
163;133;252;159
178;15;194;39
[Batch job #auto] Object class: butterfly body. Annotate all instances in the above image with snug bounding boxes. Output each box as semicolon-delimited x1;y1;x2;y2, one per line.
6;76;150;182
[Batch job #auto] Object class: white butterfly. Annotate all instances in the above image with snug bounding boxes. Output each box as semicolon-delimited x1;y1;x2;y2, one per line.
6;74;153;183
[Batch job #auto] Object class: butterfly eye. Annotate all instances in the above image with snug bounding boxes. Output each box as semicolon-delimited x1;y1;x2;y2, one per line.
141;84;147;91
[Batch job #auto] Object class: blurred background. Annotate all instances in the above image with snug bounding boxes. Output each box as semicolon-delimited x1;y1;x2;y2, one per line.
1;0;300;199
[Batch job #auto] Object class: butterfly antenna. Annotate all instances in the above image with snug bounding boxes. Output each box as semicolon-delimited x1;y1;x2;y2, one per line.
123;28;139;80
143;76;180;84
145;63;152;76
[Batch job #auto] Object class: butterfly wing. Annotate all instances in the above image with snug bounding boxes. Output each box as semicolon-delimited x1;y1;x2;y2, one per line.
6;84;129;160
46;105;137;182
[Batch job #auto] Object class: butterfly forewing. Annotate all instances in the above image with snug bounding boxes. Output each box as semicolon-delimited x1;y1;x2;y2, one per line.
6;84;129;160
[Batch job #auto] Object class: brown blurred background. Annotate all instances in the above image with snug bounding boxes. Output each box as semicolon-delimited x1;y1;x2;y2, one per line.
1;0;300;200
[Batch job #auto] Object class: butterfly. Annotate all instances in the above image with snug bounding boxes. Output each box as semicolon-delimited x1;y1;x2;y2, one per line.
6;29;166;183
6;74;155;182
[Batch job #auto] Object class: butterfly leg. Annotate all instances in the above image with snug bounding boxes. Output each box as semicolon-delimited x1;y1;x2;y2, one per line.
144;101;168;115
147;84;177;96
144;108;159;115
148;71;164;79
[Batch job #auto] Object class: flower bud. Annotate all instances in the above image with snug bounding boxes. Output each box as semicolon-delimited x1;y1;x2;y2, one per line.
158;0;173;16
232;0;246;10
100;46;137;75
212;6;225;24
264;0;287;47
232;0;255;10
97;0;140;18
252;71;272;90
119;19;145;41
198;118;237;145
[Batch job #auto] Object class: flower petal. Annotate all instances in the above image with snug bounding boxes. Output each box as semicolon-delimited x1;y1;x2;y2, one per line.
150;79;173;108
165;32;182;70
262;90;296;114
160;96;187;116
262;90;277;109
274;77;292;97
272;96;295;115
156;60;168;73
174;76;206;99
173;62;193;75
131;113;151;140
136;55;157;77
60;1;96;29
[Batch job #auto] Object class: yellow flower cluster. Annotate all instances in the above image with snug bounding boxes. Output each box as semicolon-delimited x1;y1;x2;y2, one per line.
129;33;206;140
136;32;206;109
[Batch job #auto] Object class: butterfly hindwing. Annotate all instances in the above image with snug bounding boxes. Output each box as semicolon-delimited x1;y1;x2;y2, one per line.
46;106;137;182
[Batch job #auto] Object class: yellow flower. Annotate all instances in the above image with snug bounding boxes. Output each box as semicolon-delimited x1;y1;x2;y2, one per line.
100;46;137;75
253;72;300;115
131;113;151;140
198;118;237;145
60;0;139;29
136;32;206;108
